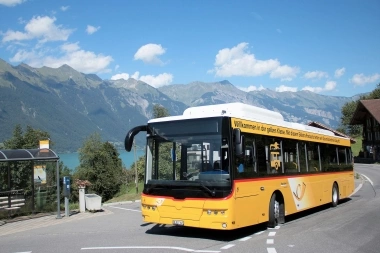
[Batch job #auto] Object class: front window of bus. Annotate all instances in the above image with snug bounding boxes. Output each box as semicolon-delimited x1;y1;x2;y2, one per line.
144;117;232;199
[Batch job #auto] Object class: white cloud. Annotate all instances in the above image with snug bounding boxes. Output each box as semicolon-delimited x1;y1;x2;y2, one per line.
9;42;113;73
134;43;166;64
61;6;69;11
349;73;380;86
140;73;173;88
111;73;131;80
270;65;300;81
0;0;25;7
302;80;337;93
210;42;299;81
114;65;119;71
86;25;100;35
334;67;345;78
275;85;298;92
237;85;265;92
111;72;173;88
2;16;73;43
303;71;328;79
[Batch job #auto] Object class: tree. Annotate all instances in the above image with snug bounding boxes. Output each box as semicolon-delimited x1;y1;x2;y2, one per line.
74;132;123;201
366;83;380;99
153;104;170;118
340;100;361;136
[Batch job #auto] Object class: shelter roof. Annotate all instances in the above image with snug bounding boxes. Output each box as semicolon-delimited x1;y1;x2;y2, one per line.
0;149;59;162
350;99;380;125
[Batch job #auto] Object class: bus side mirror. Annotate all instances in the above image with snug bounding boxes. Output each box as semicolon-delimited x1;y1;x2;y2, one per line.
235;135;245;157
124;125;148;152
233;128;241;144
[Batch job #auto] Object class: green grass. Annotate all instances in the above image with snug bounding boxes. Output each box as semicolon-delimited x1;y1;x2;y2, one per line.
105;181;144;203
351;135;362;157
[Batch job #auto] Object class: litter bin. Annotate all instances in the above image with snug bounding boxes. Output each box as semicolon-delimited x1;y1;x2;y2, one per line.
84;194;102;211
36;190;47;210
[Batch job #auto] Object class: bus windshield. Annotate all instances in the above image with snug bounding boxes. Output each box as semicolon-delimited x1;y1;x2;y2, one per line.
144;118;232;199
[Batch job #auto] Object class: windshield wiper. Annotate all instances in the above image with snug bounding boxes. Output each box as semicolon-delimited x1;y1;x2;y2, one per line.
199;182;215;197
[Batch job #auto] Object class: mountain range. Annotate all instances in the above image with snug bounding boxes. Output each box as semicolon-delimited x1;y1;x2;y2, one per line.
0;58;356;152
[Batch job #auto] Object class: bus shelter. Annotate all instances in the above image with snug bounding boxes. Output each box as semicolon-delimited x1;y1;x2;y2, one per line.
0;149;62;219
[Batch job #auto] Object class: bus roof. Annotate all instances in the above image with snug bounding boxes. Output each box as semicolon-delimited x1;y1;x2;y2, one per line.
148;103;339;138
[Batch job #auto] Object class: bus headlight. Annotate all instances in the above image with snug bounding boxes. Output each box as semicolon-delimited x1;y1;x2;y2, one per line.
206;209;226;215
142;204;157;210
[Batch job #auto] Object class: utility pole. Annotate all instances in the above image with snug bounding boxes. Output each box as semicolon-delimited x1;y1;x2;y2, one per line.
134;140;138;194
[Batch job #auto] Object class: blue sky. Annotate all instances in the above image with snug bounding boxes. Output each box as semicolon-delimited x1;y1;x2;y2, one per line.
0;0;379;97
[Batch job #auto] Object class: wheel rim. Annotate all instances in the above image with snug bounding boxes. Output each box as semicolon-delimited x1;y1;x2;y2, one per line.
332;187;338;203
274;200;280;219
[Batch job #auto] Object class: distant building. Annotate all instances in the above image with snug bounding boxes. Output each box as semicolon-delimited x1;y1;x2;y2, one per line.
350;99;380;162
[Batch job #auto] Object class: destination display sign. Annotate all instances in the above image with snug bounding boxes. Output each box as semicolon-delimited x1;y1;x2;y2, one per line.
231;118;350;146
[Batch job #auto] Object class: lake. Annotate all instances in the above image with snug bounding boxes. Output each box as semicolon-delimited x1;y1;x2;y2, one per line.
58;150;144;171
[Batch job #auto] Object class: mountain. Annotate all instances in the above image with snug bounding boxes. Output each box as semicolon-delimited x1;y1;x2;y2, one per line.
0;59;187;152
0;59;356;152
158;80;355;127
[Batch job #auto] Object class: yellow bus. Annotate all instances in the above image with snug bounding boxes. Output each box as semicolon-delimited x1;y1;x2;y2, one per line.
125;103;354;230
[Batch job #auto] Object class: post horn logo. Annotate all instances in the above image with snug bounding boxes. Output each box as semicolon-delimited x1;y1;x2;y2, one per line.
293;182;306;201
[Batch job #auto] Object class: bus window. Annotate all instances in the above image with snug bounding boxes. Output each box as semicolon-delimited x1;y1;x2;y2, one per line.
299;142;307;173
306;142;320;172
320;144;339;171
282;139;299;174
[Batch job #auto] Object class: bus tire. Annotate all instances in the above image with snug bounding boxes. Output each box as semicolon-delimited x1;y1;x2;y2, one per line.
268;193;279;228
332;183;339;207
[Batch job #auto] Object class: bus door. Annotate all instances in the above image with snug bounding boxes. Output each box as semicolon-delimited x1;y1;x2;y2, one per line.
234;136;261;227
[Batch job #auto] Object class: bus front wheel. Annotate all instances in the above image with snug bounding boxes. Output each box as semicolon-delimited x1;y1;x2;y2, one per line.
332;183;339;207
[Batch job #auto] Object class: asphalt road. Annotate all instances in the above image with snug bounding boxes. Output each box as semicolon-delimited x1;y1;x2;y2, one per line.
0;163;378;253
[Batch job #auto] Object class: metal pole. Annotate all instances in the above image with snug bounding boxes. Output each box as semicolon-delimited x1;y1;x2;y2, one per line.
56;161;61;219
65;196;69;217
31;161;35;214
134;141;138;194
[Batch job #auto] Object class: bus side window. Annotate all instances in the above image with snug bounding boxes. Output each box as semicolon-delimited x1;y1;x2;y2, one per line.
298;142;308;173
283;139;298;174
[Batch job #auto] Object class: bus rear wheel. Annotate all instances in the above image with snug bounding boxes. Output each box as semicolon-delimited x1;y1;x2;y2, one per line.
332;183;339;207
268;193;280;228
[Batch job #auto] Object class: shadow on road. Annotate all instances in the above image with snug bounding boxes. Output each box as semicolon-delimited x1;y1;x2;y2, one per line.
144;198;354;241
145;222;268;241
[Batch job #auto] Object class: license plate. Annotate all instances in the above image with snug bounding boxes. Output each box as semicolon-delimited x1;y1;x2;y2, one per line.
172;220;184;226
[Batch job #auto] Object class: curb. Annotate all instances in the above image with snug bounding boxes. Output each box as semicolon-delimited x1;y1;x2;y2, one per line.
103;199;141;207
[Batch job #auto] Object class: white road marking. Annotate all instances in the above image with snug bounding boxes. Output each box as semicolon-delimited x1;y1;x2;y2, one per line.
268;232;276;237
266;239;274;244
107;206;141;212
81;246;220;252
255;231;265;235
349;181;363;197
267;248;277;253
361;174;374;186
220;244;235;249
239;236;251;241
